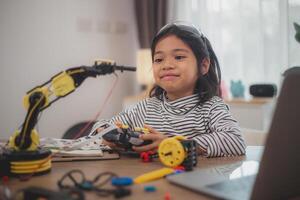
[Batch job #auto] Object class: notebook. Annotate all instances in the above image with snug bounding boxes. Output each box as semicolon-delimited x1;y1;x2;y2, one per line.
167;67;300;200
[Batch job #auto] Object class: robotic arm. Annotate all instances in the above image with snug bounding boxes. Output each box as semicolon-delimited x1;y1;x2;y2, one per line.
0;60;136;177
9;60;136;151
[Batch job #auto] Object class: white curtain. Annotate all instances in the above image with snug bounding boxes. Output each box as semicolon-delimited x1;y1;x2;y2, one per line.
168;0;289;97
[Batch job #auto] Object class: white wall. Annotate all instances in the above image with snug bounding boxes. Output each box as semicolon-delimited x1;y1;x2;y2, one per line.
0;0;138;138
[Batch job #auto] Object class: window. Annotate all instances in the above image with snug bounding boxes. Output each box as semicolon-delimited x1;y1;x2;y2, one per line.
168;0;292;97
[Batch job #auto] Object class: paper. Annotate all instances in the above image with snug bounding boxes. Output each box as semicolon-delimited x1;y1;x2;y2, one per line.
40;138;120;162
40;137;111;162
39;121;120;161
51;151;120;162
39;137;110;151
51;149;104;157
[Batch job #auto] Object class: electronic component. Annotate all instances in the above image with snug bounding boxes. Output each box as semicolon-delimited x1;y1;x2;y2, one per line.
102;125;152;151
158;136;197;171
140;151;157;162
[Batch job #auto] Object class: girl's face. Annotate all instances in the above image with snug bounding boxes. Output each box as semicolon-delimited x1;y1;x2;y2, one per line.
152;35;199;100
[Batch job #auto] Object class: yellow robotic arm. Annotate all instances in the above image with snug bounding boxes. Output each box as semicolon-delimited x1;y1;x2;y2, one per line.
8;70;77;151
2;60;135;176
9;60;135;151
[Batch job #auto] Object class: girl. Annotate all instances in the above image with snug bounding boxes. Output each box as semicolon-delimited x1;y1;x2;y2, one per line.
103;22;246;157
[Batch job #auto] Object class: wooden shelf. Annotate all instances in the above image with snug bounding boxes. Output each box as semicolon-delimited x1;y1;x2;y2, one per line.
225;97;275;105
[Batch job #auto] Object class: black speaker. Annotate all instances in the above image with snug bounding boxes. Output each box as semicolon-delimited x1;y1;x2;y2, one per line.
250;84;277;97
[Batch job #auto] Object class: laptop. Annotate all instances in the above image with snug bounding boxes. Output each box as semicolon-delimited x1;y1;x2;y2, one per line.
167;67;300;200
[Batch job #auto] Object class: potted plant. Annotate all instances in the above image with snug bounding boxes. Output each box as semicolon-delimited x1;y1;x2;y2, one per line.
294;22;300;44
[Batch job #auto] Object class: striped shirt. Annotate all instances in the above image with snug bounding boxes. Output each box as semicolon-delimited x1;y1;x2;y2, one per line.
109;94;246;157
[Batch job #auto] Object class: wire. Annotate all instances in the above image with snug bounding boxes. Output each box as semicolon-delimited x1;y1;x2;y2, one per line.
93;171;118;188
57;169;129;198
71;74;119;139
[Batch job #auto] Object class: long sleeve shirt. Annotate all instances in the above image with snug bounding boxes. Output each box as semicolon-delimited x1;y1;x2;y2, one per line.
109;94;246;157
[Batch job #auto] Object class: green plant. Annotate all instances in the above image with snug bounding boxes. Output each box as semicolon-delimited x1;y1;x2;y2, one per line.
294;22;300;44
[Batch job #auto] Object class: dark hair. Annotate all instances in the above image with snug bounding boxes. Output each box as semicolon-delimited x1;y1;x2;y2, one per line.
149;22;221;103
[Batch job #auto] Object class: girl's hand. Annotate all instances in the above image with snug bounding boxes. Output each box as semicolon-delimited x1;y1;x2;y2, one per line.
132;125;168;152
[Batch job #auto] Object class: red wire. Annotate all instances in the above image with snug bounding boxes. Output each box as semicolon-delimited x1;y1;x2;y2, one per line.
72;75;119;139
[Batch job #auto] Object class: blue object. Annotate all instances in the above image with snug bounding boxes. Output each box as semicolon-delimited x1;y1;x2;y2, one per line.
144;185;157;192
79;181;93;190
174;170;184;174
230;80;245;98
111;177;133;186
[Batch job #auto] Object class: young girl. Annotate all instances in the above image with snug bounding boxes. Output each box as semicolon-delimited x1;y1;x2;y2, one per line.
103;22;246;157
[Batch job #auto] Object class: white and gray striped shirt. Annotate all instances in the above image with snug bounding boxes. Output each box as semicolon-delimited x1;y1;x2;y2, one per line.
110;94;246;157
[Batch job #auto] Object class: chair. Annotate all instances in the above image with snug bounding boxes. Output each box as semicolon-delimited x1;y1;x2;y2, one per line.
62;121;96;139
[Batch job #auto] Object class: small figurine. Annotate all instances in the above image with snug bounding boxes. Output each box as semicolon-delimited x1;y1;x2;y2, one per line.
230;80;245;98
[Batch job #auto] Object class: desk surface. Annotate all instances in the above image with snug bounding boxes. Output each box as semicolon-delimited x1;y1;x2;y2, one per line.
7;146;263;200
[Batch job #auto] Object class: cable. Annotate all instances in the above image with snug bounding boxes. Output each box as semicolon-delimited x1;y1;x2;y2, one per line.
71;74;119;139
57;169;130;198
